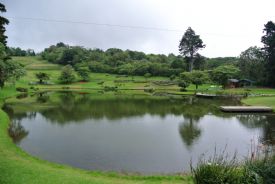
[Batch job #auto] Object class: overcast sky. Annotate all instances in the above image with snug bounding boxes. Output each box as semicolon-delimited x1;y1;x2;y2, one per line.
2;0;275;57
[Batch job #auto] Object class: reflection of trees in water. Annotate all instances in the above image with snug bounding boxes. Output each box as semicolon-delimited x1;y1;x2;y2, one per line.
179;118;202;148
8;120;28;144
6;92;241;125
36;92;50;103
237;114;275;147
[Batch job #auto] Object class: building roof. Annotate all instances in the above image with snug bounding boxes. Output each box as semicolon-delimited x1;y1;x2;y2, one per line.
228;79;239;83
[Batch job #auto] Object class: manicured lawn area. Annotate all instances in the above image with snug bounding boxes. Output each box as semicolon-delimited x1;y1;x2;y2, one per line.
242;96;275;110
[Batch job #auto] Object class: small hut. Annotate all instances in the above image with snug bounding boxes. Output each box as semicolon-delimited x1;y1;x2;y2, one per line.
227;79;239;88
239;79;254;87
226;79;254;88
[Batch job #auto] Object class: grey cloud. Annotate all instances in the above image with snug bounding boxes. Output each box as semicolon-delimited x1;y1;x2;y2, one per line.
2;0;275;57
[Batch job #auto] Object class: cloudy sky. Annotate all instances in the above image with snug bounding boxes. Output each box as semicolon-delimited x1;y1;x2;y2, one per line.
2;0;275;57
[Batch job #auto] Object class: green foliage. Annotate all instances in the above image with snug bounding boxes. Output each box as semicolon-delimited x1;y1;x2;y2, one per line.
206;57;239;69
211;65;240;88
239;46;265;84
0;3;9;46
15;87;28;93
179;27;205;72
191;153;247;184
181;70;210;89
7;47;35;56
261;21;275;87
170;74;176;81
35;72;50;84
0;43;25;88
41;43;184;77
144;72;151;80
59;65;76;84
178;80;190;91
76;67;90;82
244;156;275;184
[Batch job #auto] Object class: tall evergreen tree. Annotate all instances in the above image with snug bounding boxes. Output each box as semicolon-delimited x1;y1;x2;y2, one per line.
0;3;9;46
179;27;205;72
261;21;275;87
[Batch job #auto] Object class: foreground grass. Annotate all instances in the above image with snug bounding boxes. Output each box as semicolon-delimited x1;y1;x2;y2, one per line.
0;109;192;184
242;96;275;110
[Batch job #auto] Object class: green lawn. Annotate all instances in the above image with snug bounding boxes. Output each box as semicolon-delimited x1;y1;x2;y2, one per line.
242;96;275;110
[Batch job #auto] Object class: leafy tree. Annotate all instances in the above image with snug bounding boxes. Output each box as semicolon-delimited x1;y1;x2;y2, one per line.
59;65;76;84
76;67;90;82
206;57;239;69
239;46;265;84
144;73;151;81
211;65;240;88
261;21;275;87
0;3;9;46
179;27;205;72
181;70;210;89
35;72;50;84
0;43;25;88
178;80;190;91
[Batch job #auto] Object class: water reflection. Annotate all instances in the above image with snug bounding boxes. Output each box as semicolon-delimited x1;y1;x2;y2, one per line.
179;118;201;148
3;91;275;173
8;120;29;144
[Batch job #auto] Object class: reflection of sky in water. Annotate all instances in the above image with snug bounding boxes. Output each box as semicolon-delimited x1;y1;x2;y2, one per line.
5;93;274;174
15;113;265;174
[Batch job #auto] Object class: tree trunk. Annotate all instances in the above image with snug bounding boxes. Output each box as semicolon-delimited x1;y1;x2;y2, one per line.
0;80;4;89
189;54;194;72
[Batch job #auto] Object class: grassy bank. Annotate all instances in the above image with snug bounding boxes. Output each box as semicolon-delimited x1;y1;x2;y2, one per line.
0;108;192;184
242;96;275;110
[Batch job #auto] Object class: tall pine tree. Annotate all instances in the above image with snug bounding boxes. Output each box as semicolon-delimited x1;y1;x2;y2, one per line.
261;21;275;87
0;3;9;46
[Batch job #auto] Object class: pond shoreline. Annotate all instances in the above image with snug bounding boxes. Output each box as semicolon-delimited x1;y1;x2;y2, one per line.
0;90;193;184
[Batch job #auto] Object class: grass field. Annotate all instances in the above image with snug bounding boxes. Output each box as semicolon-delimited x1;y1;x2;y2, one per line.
10;56;275;96
242;96;275;110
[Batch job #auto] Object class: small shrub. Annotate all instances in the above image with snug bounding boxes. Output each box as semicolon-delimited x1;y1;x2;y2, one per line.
104;86;118;92
144;88;155;93
97;81;105;85
16;87;28;93
244;156;275;184
59;65;76;84
170;74;176;81
180;87;187;92
191;152;244;184
178;80;189;91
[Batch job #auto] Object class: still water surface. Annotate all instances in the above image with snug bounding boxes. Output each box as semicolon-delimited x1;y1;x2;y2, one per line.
4;92;275;174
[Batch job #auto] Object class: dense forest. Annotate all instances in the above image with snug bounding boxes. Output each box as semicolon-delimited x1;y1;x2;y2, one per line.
39;42;239;77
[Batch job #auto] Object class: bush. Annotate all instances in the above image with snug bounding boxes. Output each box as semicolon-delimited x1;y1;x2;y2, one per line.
170;74;176;81
16;87;28;93
59;65;76;84
178;80;189;89
191;151;247;184
144;88;155;93
244;156;275;184
104;86;118;92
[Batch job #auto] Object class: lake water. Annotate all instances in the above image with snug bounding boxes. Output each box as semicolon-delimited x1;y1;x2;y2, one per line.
4;91;275;174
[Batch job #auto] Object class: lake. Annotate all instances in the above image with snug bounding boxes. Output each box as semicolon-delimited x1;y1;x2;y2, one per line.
3;91;275;174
